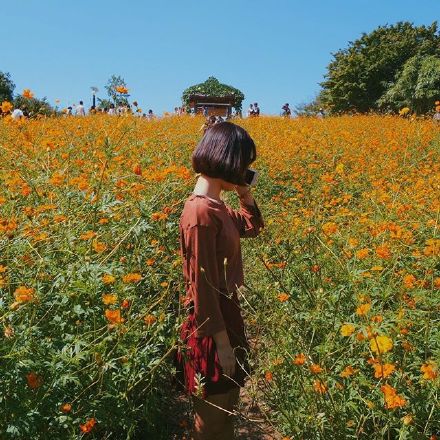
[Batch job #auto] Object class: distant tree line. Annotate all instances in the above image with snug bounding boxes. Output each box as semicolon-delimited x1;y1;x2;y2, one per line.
310;21;440;115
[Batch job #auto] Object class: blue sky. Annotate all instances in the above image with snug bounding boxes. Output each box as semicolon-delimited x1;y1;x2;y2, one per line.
1;1;437;114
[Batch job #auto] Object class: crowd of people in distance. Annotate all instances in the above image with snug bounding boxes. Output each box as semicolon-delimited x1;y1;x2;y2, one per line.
63;101;156;119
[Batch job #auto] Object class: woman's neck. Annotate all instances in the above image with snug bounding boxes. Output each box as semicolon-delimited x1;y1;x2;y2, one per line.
193;175;222;201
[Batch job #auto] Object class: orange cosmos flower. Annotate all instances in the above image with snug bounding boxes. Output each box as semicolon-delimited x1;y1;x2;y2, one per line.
322;222;338;235
115;86;128;94
102;294;117;305
309;364;323;374
370;335;393;354
80;418;97;433
105;309;124;324
92;240;107;253
356;303;371;316
22;89;34;99
146;258;155;266
265;371;273;382
356;248;369;259
102;274;116;284
122;273;142;283
121;299;130;309
381;384;406;409
60;403;72;413
80;230;96;240
403;274;416;289
373;362;396;378
1;101;13;113
340;323;355;336
420;361;438;380
293;353;306;365
376;244;391;259
133;164;142;175
277;293;289;302
144;314;157;325
14;286;35;303
313;380;327;394
340;366;357;378
26;372;43;389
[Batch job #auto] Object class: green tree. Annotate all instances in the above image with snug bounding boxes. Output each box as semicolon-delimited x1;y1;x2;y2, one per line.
104;75;129;105
378;55;440;114
0;71;15;102
320;21;440;113
14;94;54;117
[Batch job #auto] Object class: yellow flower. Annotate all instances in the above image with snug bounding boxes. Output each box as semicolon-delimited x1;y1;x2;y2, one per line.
420;361;438;380
340;323;355;336
370;335;393;354
102;274;116;284
1;101;13;113
102;294;117;305
356;303;371;316
122;273;142;283
372;362;395;378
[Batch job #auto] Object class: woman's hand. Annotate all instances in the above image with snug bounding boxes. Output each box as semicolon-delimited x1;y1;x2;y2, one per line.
216;345;236;377
235;184;251;198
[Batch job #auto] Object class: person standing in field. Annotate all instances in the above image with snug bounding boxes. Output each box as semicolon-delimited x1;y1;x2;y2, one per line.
176;122;264;439
246;103;254;117
281;103;291;117
253;102;260;116
75;101;86;116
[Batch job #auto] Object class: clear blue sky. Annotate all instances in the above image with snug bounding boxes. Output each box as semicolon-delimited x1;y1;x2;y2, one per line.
1;0;437;115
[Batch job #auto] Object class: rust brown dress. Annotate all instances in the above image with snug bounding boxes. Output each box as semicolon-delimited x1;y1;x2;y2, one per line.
176;193;264;398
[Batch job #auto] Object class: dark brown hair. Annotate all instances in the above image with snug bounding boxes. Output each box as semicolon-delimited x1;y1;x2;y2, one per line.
192;122;256;185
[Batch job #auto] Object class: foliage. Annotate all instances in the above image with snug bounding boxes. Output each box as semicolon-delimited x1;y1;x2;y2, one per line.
96;97;114;110
378;55;440;114
13;94;54;117
0;71;15;103
294;96;325;116
182;76;245;111
104;75;129;106
0;115;439;438
320;21;440;114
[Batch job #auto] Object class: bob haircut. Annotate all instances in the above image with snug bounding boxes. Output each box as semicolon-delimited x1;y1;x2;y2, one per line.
192;122;256;185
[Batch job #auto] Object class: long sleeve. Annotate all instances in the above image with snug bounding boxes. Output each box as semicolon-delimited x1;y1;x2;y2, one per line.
226;198;265;238
183;224;226;337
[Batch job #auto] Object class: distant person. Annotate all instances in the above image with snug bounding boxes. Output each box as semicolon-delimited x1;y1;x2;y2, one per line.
247;103;254;117
75;101;86;116
281;103;291;118
11;108;24;120
317;108;325;119
108;104;116;115
433;110;440;123
147;109;155;120
254;102;260;116
202;106;209;117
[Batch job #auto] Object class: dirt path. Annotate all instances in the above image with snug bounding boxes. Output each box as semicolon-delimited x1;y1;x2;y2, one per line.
167;377;283;439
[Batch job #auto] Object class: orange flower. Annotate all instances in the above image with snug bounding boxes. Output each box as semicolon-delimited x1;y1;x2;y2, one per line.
144;314;157;325
22;89;34;99
381;384;406;409
60;403;72;413
376;244;391;259
313;379;327;394
293;353;306;365
340;323;355;336
115;85;128;94
26;372;43;389
340;366;357;378
80;418;97;433
102;294;117;305
277;293;289;302
102;274;116;284
403;274;416;289
356;303;371;316
309;364;323;374
92;240;107;253
133;164;142;175
14;286;35;303
80;230;96;240
265;371;273;382
420;361;438;380
122;273;142;283
146;258;155;266
370;335;393;354
372;362;395;378
1;101;13;113
356;248;369;259
121;299;130;309
322;222;338;235
105;309;124;324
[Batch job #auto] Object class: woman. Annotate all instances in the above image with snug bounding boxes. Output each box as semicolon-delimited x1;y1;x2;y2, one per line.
176;122;264;439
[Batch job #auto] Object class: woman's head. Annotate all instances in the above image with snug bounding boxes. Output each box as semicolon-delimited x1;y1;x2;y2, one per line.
192;122;256;186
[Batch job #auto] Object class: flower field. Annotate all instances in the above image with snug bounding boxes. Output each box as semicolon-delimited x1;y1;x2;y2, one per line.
0;115;439;439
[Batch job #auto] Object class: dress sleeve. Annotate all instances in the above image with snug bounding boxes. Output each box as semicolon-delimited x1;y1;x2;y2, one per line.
185;224;226;337
226;198;265;238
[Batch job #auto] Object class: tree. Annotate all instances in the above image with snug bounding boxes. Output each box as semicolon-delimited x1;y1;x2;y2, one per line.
104;75;129;106
320;21;440;113
0;71;15;102
14;94;54;117
378;55;440;114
